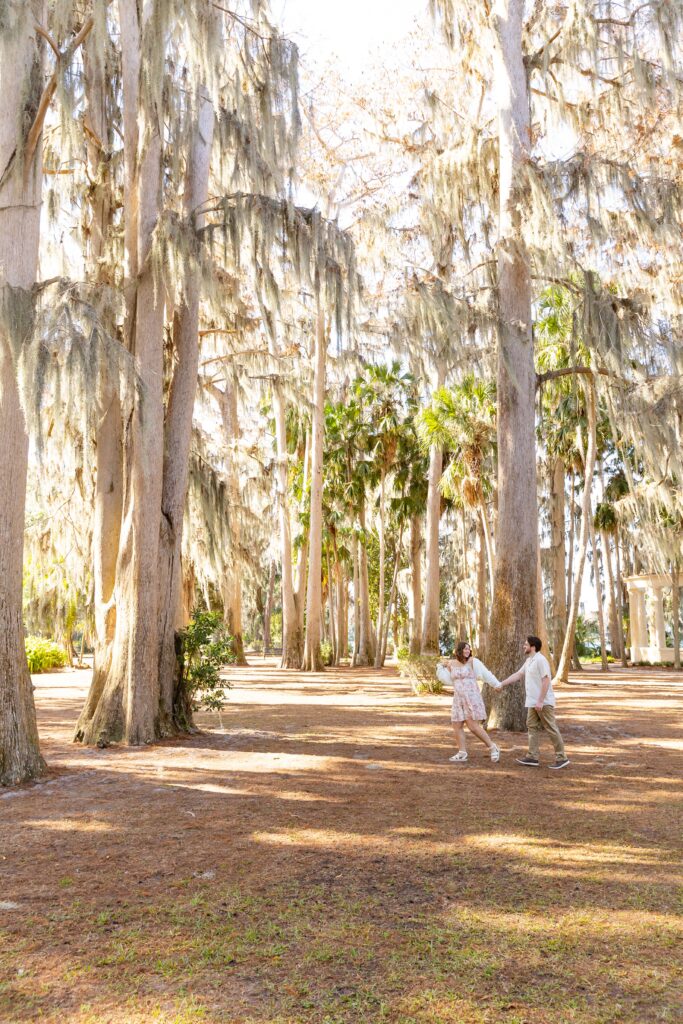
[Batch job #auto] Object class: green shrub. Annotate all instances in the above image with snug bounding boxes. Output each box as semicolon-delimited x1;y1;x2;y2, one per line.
25;636;69;673
396;644;410;661
396;653;444;694
177;611;235;712
320;641;334;666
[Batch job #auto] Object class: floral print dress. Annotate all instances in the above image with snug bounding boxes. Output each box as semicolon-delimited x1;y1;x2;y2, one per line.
448;657;498;722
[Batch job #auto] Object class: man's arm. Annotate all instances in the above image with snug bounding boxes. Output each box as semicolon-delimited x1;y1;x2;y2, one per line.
534;673;551;712
499;666;525;687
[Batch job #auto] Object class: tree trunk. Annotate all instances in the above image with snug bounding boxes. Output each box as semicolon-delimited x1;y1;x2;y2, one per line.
0;4;47;784
479;500;495;599
263;561;276;654
213;375;248;666
351;538;360;666
476;517;488;653
671;565;681;671
421;443;443;654
537;542;554;675
588;494;609;672
409;514;423;654
549;456;567;659
302;312;326;672
601;529;620;660
375;469;386;657
356;499;375;665
273;383;302;667
378;525;405;666
615;531;628;666
77;19;123;741
554;385;598;684
76;0;164;746
485;0;537;731
157;74;218;733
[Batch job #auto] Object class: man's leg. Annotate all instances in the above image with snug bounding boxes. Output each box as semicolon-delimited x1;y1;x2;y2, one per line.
527;708;542;759
538;706;565;758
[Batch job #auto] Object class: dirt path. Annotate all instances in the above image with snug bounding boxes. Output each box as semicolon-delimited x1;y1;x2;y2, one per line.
1;662;682;1024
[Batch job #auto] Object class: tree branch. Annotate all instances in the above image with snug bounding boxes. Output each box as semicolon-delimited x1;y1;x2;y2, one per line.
24;16;96;182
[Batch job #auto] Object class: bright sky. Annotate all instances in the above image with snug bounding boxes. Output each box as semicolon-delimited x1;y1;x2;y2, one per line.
271;0;426;74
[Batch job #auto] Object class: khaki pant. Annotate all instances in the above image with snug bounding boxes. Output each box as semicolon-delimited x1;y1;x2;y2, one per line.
527;706;565;759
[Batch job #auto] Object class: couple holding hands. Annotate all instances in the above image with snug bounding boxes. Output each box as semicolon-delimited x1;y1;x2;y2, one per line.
436;636;570;770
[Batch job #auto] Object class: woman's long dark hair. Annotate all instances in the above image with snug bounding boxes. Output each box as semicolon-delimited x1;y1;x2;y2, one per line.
454;641;472;664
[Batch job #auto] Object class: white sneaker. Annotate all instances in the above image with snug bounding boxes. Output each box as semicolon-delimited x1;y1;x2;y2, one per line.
490;744;500;763
449;751;468;762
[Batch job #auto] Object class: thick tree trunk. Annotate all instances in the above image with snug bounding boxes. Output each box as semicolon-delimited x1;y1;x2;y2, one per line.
0;4;46;785
157;78;217;733
77;22;123;740
421;443;443;654
409;514;423;655
76;0;164;746
549;456;567;659
555;386;598;684
302;312;326;672
485;0;536;731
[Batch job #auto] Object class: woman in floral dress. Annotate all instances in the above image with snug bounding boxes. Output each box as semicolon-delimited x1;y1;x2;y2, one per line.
438;641;501;763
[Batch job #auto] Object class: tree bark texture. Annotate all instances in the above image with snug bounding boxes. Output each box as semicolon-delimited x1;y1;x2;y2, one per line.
485;0;537;731
157;76;218;732
76;0;165;745
0;3;47;784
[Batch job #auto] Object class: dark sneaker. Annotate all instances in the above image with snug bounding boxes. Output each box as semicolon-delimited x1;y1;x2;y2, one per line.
548;757;570;770
516;755;540;767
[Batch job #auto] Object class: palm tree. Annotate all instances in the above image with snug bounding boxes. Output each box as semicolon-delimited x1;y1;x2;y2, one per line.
417;374;497;603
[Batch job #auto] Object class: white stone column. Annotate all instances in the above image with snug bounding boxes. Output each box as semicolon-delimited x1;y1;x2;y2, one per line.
652;585;667;652
629;587;647;658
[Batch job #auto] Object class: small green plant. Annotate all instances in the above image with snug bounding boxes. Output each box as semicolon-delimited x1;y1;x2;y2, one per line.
320;640;334;666
177;610;235;712
396;644;410;660
25;636;69;673
396;653;444;694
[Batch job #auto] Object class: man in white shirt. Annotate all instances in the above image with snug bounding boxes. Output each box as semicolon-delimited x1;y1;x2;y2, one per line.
500;635;569;770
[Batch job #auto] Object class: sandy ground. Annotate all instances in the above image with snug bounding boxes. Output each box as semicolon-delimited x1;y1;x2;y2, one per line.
1;661;682;1024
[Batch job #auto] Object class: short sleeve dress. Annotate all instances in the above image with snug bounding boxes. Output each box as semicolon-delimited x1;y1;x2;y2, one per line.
449;659;487;722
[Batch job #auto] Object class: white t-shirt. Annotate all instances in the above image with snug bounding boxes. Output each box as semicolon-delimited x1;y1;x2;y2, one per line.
520;652;554;707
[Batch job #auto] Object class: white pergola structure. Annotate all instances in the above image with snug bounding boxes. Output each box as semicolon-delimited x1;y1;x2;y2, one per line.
624;573;681;664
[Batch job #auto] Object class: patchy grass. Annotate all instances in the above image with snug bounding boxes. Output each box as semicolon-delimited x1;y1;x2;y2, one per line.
0;663;682;1022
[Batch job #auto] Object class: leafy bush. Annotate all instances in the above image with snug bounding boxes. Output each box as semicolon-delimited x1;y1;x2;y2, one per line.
320;640;334;666
396;644;410;661
396;652;444;694
25;636;69;673
177;611;235;712
575;614;600;657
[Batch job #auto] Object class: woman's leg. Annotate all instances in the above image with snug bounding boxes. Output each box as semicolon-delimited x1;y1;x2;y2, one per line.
465;718;494;749
451;721;467;752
